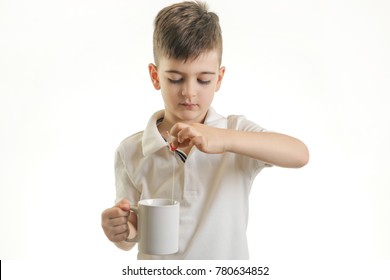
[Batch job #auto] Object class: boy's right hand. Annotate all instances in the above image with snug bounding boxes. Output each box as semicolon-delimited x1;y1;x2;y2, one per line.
101;199;133;243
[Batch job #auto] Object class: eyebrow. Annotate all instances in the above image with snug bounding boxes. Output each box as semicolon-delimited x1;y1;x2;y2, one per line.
165;70;216;75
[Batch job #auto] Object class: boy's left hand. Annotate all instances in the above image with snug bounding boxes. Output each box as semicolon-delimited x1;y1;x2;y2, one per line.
169;122;227;154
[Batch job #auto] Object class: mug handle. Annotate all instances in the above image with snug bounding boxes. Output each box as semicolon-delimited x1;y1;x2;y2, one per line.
125;206;139;242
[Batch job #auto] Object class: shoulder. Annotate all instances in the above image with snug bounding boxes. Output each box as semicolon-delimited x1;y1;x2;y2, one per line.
116;109;164;155
116;130;144;159
206;108;268;132
227;114;268;132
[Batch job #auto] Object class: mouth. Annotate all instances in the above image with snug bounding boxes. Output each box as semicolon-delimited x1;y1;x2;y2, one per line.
180;103;198;109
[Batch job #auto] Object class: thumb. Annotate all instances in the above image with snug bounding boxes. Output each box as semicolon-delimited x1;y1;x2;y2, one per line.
115;198;131;211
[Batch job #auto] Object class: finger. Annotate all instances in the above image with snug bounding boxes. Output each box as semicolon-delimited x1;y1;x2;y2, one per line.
177;138;193;150
112;231;130;242
171;136;187;150
170;122;189;137
102;217;129;241
168;129;191;151
115;198;131;211
108;224;130;242
189;135;207;151
102;206;129;221
166;131;178;151
170;123;199;150
177;126;199;143
108;216;129;227
112;223;129;235
112;208;130;219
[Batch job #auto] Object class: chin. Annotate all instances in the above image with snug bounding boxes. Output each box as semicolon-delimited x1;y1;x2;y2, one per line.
178;110;206;123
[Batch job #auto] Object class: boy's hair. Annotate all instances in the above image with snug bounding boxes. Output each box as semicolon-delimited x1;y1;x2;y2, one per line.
153;1;223;66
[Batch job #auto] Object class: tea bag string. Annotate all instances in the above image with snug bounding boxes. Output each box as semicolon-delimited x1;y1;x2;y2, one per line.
167;131;176;203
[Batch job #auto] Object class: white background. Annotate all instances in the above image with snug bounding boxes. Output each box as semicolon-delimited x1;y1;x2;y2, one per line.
1;0;389;277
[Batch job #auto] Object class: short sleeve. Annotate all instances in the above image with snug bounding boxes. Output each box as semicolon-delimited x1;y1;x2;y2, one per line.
114;148;141;205
227;115;273;171
228;114;269;133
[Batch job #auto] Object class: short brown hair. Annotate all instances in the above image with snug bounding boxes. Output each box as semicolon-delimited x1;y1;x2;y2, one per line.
153;1;223;65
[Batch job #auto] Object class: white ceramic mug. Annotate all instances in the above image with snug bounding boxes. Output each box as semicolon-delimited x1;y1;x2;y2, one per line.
126;198;180;255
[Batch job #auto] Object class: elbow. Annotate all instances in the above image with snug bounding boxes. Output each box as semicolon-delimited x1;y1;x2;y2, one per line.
295;144;309;168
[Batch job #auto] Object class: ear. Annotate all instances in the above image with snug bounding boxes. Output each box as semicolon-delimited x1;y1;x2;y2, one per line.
215;66;225;92
148;63;160;90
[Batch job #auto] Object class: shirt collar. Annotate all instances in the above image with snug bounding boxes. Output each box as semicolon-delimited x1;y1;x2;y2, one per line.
142;107;226;156
203;107;226;127
142;110;167;156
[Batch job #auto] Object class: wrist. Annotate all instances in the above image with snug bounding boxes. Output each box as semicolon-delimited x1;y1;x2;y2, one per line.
222;128;236;153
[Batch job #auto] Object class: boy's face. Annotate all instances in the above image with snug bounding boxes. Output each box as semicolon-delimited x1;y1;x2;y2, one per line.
149;50;225;125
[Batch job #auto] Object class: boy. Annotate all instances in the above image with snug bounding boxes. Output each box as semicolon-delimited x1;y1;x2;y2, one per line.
101;1;309;260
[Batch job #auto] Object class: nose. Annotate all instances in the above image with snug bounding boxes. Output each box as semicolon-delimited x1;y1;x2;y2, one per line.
181;80;196;98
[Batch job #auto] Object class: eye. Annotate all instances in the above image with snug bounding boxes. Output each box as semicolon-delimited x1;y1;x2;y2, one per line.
168;78;183;84
197;79;211;85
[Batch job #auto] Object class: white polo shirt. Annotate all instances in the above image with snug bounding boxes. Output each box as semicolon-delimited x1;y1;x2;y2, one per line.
114;107;269;259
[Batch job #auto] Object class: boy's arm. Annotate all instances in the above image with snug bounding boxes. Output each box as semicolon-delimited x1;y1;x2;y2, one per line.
170;123;309;168
224;130;309;168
